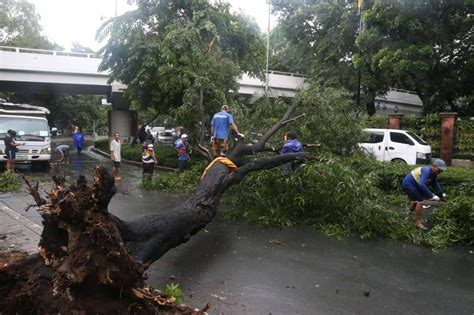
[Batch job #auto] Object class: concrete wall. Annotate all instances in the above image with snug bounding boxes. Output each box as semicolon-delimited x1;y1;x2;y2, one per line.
108;110;133;140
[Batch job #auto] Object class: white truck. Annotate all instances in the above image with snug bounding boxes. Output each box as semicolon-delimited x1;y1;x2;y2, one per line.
0;102;52;170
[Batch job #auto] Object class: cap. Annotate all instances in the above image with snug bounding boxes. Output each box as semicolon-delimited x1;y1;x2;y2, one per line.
181;134;188;139
221;104;229;111
432;158;447;171
147;144;154;149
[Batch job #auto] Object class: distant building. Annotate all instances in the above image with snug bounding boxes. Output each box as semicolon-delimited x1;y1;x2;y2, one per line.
374;89;423;117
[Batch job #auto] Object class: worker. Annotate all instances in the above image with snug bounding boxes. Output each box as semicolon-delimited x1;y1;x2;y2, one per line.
55;144;70;164
175;134;190;171
280;131;303;176
402;158;447;230
210;105;244;157
142;144;157;180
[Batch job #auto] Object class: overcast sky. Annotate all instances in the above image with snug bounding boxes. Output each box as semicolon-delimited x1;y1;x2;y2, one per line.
28;0;277;51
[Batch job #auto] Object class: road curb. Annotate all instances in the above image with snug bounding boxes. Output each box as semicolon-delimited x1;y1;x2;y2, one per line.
89;146;177;172
0;202;42;236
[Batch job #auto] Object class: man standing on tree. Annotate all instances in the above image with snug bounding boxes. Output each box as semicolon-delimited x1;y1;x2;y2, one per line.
175;134;190;171
110;132;121;181
402;158;447;230
210;105;244;157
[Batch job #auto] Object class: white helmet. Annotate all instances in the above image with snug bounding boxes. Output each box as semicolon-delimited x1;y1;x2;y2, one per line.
181;134;188;139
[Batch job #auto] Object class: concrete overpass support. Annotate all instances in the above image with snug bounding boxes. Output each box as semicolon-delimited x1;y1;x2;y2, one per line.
107;84;137;142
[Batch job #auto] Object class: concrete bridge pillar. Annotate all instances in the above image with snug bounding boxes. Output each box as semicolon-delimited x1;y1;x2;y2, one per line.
107;84;137;142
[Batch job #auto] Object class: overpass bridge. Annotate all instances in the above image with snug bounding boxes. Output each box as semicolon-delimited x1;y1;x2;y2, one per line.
0;46;422;137
0;46;307;137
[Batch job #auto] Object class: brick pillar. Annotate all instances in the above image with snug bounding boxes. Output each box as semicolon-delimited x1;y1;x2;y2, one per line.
388;114;402;129
439;112;457;165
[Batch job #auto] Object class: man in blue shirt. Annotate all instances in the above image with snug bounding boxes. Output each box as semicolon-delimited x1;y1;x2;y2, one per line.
402;158;447;230
175;134;190;171
281;131;303;176
210;105;243;157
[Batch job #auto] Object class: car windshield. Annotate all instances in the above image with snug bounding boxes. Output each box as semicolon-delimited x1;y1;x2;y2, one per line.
0;117;49;141
160;132;173;137
152;127;162;132
407;131;428;145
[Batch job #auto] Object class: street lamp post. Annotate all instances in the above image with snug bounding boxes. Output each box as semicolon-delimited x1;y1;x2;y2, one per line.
265;0;271;94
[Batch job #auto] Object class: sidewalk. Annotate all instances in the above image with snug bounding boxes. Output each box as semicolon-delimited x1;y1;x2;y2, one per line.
0;202;41;254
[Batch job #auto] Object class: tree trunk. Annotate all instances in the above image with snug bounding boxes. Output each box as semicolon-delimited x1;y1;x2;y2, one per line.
0;103;308;313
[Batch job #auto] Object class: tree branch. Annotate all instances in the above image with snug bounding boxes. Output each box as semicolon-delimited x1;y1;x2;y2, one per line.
229;103;306;160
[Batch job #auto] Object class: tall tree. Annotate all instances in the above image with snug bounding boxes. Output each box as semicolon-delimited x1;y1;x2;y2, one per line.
272;0;474;114
97;0;265;137
0;0;58;49
358;0;474;113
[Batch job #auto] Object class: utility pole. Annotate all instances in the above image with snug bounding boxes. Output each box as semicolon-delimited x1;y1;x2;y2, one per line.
356;0;364;108
265;0;271;93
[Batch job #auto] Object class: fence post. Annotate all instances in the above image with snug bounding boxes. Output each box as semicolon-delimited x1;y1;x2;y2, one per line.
388;114;402;129
439;112;457;165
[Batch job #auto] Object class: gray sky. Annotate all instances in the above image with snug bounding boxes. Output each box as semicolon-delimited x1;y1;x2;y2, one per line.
28;0;277;51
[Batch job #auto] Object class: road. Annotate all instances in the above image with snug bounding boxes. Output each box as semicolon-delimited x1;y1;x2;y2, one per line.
1;145;473;315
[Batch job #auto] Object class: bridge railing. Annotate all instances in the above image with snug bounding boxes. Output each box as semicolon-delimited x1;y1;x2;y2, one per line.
0;46;101;59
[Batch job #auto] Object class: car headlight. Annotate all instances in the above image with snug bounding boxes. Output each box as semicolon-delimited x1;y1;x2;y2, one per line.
416;152;426;159
40;147;51;154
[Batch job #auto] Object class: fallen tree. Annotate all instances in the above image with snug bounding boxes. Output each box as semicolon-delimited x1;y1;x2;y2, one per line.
0;104;308;313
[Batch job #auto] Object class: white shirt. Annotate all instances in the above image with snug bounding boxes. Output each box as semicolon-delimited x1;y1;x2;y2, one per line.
110;139;121;162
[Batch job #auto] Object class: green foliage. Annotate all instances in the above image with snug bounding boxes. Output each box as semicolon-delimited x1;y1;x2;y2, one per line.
236;87;363;155
272;0;473;114
225;154;474;248
0;0;59;49
455;119;474;160
0;172;21;192
98;0;265;135
360;0;473;113
94;139;206;169
140;162;204;194
160;283;183;305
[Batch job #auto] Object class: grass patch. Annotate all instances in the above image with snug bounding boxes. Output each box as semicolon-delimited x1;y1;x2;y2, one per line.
0;172;22;192
94;139;207;168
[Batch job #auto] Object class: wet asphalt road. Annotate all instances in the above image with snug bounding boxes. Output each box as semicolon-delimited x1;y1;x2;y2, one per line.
1;144;473;314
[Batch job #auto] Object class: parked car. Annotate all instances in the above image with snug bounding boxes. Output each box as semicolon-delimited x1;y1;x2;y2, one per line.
359;128;431;165
150;127;164;138
156;131;175;144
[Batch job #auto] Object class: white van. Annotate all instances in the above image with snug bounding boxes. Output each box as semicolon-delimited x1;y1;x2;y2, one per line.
0;103;51;170
359;128;432;165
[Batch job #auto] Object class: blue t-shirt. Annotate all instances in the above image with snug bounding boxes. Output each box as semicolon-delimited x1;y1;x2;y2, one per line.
402;166;442;198
281;139;303;154
211;111;234;140
174;139;189;161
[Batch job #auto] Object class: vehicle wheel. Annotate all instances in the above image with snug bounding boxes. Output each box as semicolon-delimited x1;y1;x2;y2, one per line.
32;161;49;172
391;158;407;164
0;162;6;171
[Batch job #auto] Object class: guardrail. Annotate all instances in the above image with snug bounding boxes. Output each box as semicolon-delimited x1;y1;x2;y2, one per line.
0;46;101;59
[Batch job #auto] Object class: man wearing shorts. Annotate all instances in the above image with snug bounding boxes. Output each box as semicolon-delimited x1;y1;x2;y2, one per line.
55;144;70;164
4;130;22;173
402;158;447;230
110;132;121;181
210;105;243;157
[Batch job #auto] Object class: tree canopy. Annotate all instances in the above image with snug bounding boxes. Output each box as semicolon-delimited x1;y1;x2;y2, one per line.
0;0;58;49
271;0;473;114
98;0;265;131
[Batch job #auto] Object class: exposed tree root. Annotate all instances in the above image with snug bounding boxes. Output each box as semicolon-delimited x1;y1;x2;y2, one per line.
0;168;207;314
